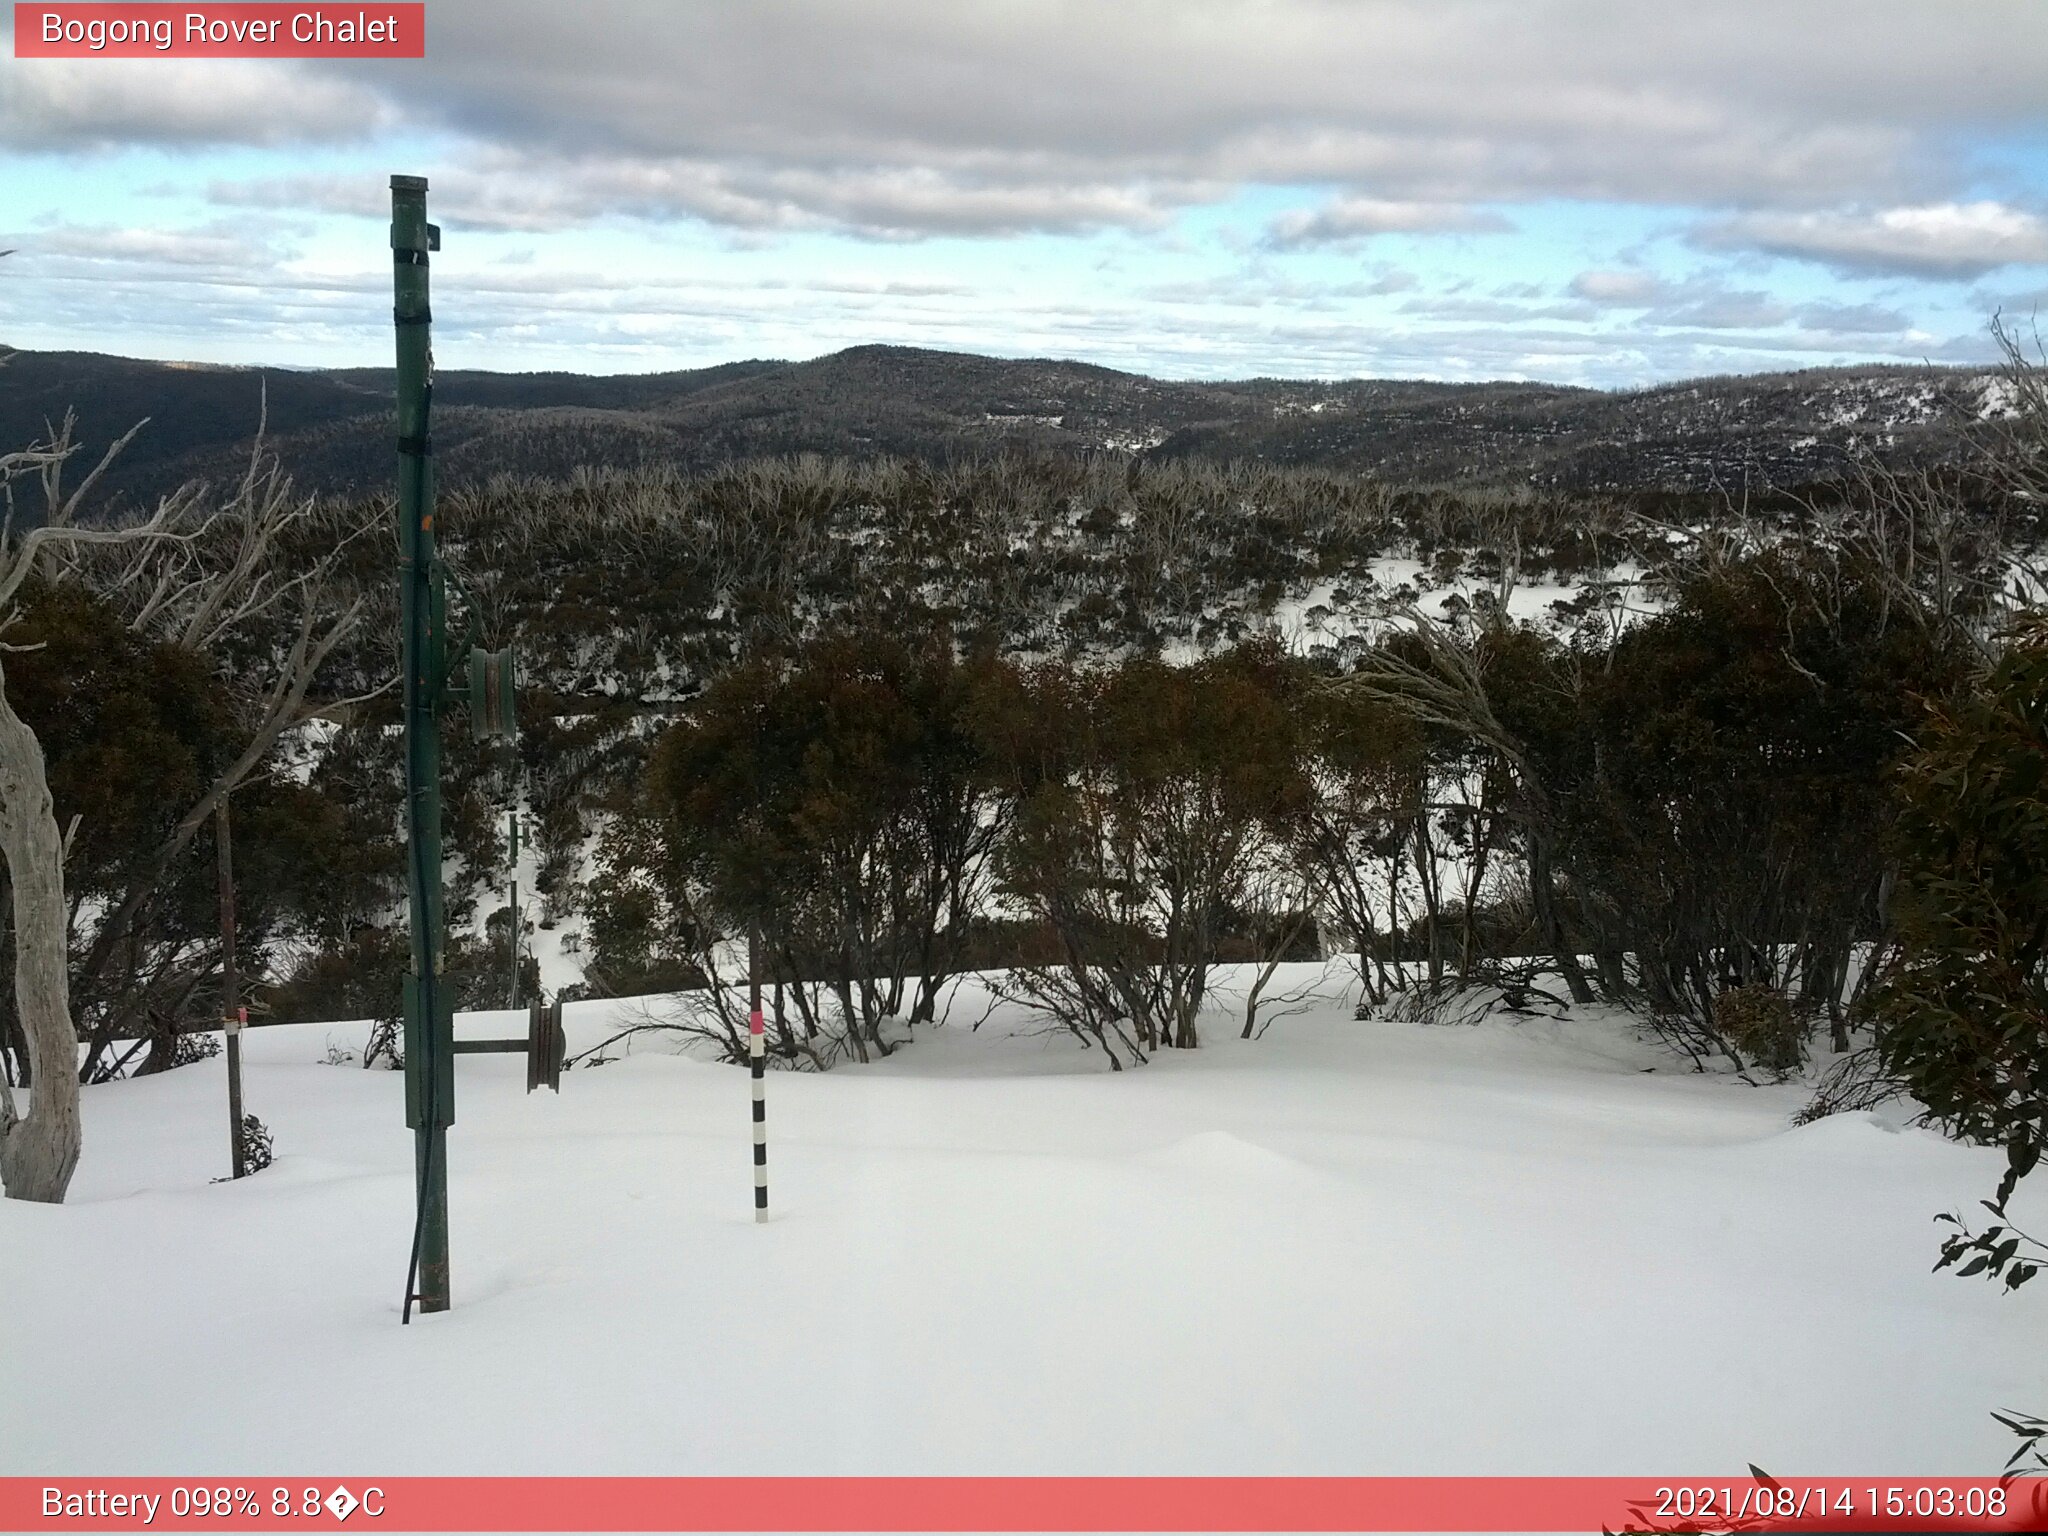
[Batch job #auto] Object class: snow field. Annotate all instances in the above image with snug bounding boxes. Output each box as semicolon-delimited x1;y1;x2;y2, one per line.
1;968;2037;1478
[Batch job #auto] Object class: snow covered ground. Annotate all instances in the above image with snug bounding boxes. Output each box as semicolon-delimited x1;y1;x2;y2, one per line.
2;969;2038;1478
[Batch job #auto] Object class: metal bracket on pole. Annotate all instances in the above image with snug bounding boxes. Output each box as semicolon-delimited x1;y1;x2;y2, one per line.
444;1001;562;1093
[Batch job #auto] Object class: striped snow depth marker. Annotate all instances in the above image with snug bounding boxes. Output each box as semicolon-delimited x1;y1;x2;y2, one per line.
749;1008;768;1222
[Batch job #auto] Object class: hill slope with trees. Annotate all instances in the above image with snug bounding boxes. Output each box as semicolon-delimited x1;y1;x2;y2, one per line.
0;344;2002;512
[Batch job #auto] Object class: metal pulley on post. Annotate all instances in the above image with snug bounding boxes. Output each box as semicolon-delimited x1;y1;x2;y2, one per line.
469;646;516;740
527;999;565;1093
447;998;563;1093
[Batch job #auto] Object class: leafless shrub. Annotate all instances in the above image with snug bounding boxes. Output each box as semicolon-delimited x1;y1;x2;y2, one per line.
1794;1046;1908;1125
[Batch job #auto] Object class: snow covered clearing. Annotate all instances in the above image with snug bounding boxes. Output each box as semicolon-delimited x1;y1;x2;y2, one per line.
2;968;2035;1477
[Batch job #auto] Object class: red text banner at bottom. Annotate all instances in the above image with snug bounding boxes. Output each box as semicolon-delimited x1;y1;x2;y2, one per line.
6;1477;2047;1533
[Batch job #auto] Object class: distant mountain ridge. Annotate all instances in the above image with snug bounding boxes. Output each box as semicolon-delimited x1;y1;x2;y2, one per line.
0;343;2001;512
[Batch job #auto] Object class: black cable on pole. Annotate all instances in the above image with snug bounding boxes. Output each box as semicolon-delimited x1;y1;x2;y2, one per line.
401;1129;438;1324
396;391;444;1325
401;684;445;1324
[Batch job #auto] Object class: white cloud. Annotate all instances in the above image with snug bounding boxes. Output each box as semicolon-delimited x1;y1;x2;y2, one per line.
12;2;2045;240
26;222;284;267
1266;198;1510;248
1693;202;2048;279
0;238;1996;387
1794;300;1912;334
1143;268;1420;305
0;58;385;149
205;157;1190;240
1568;270;1796;330
1570;270;1662;304
2;0;2034;381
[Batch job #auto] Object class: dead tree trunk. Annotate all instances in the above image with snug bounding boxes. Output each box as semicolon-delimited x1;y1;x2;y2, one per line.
0;677;80;1203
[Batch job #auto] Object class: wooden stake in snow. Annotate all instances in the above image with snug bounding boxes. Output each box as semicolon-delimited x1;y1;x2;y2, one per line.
749;927;768;1222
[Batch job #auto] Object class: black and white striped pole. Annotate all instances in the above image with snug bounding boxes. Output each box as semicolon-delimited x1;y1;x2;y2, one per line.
748;925;768;1222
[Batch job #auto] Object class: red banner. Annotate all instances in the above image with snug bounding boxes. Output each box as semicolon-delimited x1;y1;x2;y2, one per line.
12;4;425;58
4;1477;2047;1532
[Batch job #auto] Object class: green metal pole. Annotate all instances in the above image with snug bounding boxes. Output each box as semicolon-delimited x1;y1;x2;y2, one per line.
392;173;452;1319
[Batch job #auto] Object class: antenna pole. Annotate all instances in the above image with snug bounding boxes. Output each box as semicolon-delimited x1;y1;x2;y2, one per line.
392;173;452;1317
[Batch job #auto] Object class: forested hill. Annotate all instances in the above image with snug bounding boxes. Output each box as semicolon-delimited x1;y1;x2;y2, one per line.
0;342;2002;513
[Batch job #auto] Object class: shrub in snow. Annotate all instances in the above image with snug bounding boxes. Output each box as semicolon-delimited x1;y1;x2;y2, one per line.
1877;615;2048;1168
1713;984;1805;1078
362;1017;403;1071
170;1032;222;1069
211;1115;274;1182
1793;1046;1904;1124
1876;613;2048;1240
238;1114;275;1173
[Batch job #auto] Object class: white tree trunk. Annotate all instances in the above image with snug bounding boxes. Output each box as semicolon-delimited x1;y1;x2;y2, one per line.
0;672;80;1203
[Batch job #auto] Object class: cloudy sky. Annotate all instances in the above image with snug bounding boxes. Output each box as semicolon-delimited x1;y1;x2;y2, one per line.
4;0;2047;385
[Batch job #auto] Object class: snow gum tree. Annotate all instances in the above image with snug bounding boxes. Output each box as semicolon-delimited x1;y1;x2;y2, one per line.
1550;549;1966;1040
1344;545;1969;1060
0;412;372;1202
1875;616;2048;1224
0;425;174;1201
1285;672;1427;1009
616;623;1009;1064
985;643;1309;1061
